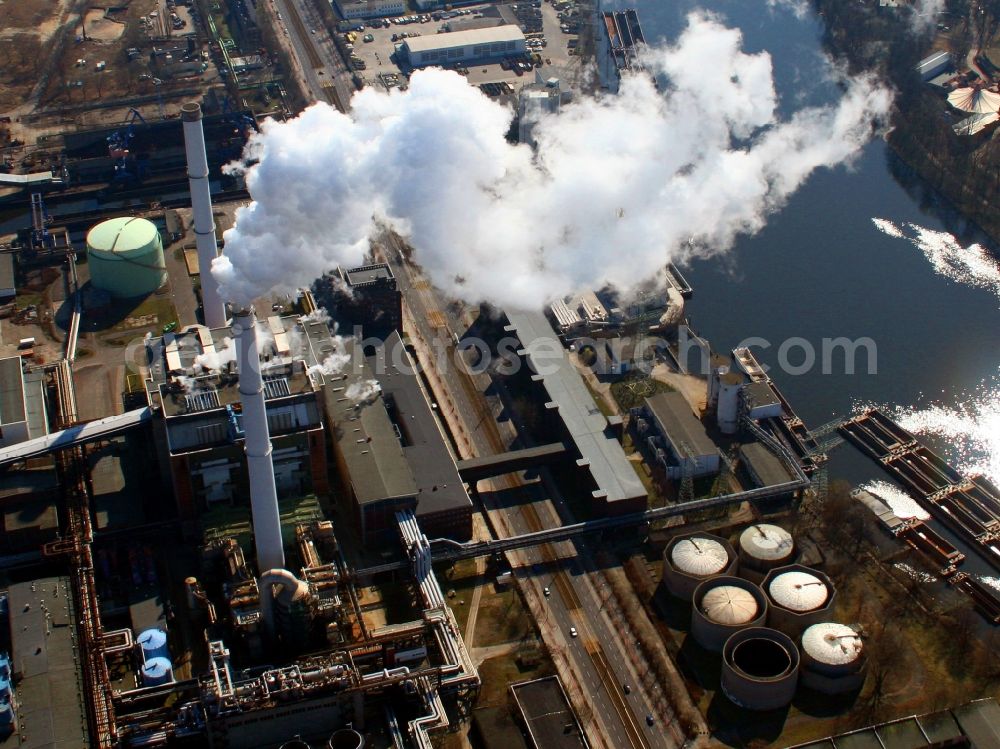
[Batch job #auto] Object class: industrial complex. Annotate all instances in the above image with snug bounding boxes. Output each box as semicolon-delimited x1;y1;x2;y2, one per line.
0;0;999;747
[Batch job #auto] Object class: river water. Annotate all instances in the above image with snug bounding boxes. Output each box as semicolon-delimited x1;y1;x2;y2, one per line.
604;0;1000;493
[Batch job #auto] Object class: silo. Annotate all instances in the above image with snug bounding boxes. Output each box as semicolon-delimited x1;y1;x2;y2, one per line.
706;364;728;411
140;657;174;687
137;628;170;662
662;532;738;601
763;565;836;636
800;622;866;694
279;739;312;749
691;576;768;653
738;524;795;580
86;217;167;298
716;372;743;434
328;729;365;749
721;627;800;711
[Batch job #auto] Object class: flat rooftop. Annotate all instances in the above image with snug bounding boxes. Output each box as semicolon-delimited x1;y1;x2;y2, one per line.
344;263;394;287
506;311;646;505
0;356;27;426
327;337;417;506
403;24;524;53
740;441;794;488
156;361;313;418
369;333;472;519
645;391;717;457
8;577;90;749
743;380;781;411
510;677;588;749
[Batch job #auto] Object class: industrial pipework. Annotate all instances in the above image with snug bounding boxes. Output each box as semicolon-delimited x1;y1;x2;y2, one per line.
181;102;227;329
235;307;285;572
259;568;311;636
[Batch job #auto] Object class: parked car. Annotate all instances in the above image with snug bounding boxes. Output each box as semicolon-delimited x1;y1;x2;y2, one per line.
569;627;578;638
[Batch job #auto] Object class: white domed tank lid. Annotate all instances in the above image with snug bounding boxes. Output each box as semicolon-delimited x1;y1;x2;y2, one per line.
86;216;160;255
740;524;794;560
671;538;729;576
701;586;758;625
769;570;829;611
802;623;863;665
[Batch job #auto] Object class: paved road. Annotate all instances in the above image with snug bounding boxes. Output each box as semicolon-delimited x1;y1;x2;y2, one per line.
270;0;353;110
377;233;683;749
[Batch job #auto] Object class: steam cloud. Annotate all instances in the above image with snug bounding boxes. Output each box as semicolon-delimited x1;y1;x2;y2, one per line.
214;12;893;309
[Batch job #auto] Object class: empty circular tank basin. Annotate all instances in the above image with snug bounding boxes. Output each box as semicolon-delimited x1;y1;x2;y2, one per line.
732;637;793;679
328;730;364;749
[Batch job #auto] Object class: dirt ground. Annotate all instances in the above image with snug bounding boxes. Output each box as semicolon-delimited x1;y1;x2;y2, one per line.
83;9;127;42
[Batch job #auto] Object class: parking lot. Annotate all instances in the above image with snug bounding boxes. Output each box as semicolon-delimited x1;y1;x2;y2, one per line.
341;0;583;94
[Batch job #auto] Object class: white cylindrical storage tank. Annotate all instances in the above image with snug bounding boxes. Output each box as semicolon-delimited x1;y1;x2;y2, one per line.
691;576;767;653
800;622;866;694
721;627;800;711
763;565;836;637
706;365;727;411
86;216;167;298
738;524;795;580
716;372;743;434
662;532;738;601
328;729;365;749
140;657;174;687
137;628;169;663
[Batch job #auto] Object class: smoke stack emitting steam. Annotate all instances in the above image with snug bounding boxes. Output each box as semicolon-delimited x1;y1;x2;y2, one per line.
181;102;227;329
235;307;285;573
210;13;892;310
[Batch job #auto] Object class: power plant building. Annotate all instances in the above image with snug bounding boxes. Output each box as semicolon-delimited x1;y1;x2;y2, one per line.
329;332;472;542
144;317;330;520
399;25;526;68
0;356;49;448
632;391;720;480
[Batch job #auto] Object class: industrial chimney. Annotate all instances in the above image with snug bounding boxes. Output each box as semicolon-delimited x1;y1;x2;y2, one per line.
235;307;285;573
181;102;227;329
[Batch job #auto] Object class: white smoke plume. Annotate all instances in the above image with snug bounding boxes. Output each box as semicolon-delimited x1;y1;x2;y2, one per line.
214;12;893;309
908;0;946;33
193;324;275;372
346;379;381;405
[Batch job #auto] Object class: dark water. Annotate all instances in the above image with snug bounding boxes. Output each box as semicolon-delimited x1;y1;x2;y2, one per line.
605;0;1000;489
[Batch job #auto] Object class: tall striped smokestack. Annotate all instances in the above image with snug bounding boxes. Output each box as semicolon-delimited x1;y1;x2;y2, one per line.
235;307;285;573
181;102;227;330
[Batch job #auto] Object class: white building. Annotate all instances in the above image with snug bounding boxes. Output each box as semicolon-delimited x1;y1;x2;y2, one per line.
334;0;405;19
399;25;526;68
0;357;49;448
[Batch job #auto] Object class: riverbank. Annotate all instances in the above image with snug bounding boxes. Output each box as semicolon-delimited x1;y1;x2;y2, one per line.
814;0;1000;244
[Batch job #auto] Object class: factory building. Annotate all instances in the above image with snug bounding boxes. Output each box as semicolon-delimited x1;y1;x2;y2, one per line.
0;356;49;448
518;80;563;148
332;263;403;335
6;577;90;748
691;576;768;653
661;532;738;600
334;0;406;18
399;25;526;68
504;310;647;516
739;442;797;490
509;676;589;748
720;627;800;711
144;317;330;520
0;467;59;554
328;332;472;542
632;391;720;480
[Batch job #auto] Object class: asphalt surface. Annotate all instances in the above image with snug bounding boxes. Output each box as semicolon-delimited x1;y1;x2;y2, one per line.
270;0;354;110
377;233;683;749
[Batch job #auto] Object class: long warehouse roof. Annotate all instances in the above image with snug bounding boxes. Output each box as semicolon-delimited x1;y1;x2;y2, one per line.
505;310;646;505
403;24;524;53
